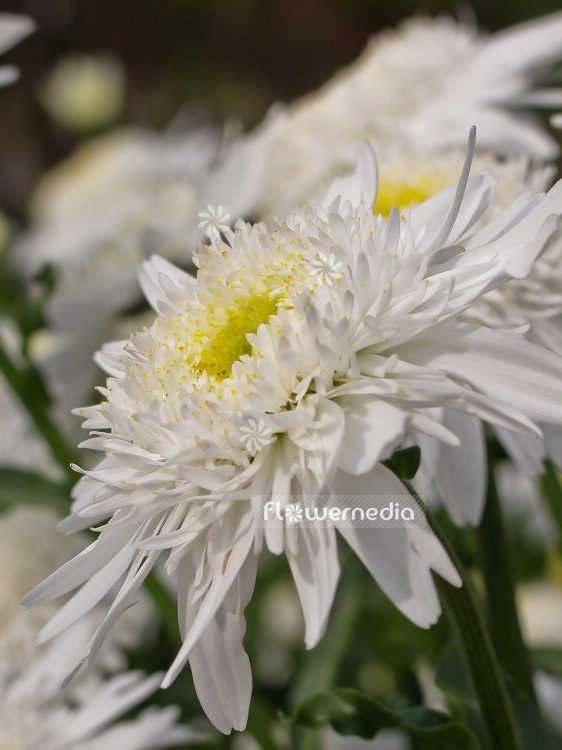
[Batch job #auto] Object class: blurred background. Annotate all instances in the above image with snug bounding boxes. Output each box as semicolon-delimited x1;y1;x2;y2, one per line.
2;0;562;220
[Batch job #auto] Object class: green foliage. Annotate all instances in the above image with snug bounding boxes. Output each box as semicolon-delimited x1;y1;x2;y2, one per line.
384;445;421;480
0;467;71;513
292;687;481;748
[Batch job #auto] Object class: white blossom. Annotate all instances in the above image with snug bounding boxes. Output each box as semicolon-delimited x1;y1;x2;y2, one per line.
23;137;562;734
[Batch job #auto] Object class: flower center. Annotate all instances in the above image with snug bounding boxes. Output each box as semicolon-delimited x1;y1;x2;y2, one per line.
194;294;278;380
375;169;446;217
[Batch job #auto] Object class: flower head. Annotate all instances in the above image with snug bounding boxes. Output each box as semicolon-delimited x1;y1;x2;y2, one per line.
24;136;562;734
214;13;562;222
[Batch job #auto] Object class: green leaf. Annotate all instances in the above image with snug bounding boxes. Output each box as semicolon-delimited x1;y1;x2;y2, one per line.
384;445;421;480
0;467;71;513
292;688;481;749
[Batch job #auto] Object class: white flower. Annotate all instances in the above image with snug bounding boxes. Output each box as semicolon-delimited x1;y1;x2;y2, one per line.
23;138;562;734
354;149;562;524
0;13;35;87
0;506;84;674
0;629;202;750
15;127;222;428
210;13;562;221
198;204;231;240
0;504;154;678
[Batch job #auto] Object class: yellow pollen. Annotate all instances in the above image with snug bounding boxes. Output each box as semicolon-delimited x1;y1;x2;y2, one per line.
194;295;278;380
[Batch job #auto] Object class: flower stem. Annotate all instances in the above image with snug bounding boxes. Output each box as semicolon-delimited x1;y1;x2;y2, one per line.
476;463;538;707
0;342;77;484
403;480;525;750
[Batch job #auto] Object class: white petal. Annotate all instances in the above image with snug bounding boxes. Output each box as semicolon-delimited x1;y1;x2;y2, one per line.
435;410;487;526
337;396;411;474
188;553;257;734
332;464;460;628
0;14;35;55
321;141;378;210
285;526;340;648
494;425;546;476
162;508;254;688
397;322;562;425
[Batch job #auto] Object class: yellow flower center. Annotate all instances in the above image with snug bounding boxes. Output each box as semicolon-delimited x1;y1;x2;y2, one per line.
194;295;278;380
375;169;448;217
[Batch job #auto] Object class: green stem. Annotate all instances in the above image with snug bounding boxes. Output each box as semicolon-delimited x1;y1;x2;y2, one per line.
0;342;77;484
540;460;562;551
403;480;524;750
477;463;538;707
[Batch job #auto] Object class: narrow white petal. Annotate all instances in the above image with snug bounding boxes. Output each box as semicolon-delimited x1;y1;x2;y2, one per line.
285;526;340;648
435;410;487;526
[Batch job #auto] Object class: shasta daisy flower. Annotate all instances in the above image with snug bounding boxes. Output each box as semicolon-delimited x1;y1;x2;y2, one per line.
358;150;562;523
210;13;562;222
23;134;562;734
0;626;202;750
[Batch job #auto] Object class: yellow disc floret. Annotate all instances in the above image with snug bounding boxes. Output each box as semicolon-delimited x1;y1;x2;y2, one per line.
194;295;278;380
375;168;449;217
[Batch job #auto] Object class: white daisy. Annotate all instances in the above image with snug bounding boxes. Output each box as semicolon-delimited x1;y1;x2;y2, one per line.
356;149;562;523
0;13;35;87
15;126;222;430
0;504;154;678
209;13;562;222
23;137;562;734
0;630;202;750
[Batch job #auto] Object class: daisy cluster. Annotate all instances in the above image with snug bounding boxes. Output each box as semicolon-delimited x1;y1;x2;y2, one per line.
1;6;562;746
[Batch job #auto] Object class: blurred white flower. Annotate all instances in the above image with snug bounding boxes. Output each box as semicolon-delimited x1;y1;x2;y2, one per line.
0;505;187;748
0;629;202;750
209;13;562;221
23;138;562;734
518;580;562;648
0;13;35;87
41;54;125;132
0;506;84;675
0;504;155;681
15;126;222;430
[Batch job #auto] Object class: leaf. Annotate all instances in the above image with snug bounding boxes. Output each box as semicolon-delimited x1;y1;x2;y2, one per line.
292;688;481;749
384;445;421;480
0;467;70;513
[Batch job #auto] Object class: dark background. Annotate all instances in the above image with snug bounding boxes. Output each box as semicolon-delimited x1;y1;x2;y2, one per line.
1;0;562;218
